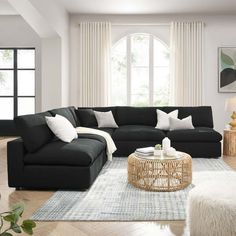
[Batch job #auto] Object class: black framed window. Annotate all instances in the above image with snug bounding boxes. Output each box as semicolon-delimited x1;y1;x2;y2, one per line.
0;48;35;120
0;48;35;135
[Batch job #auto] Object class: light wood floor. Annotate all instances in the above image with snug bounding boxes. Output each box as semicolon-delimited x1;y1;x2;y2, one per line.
1;137;236;236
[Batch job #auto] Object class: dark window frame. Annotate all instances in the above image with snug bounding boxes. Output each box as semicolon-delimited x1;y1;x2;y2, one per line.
0;47;36;136
0;47;36;119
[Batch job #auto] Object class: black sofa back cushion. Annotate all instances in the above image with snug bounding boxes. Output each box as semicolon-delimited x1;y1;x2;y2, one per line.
14;112;54;153
75;109;97;127
49;106;79;127
116;106;157;126
159;106;213;128
115;106;213;128
77;106;213;128
76;107;117;127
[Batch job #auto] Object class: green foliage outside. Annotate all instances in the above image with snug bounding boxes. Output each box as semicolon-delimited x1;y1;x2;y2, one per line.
0;50;13;85
111;34;170;106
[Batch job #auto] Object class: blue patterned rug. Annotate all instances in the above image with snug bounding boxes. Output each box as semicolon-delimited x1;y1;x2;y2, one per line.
31;158;235;221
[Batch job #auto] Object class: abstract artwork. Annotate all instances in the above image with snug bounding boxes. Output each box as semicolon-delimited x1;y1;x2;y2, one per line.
219;47;236;92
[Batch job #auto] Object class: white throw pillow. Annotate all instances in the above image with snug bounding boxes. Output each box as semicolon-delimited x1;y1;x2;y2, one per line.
94;111;118;128
169;116;195;131
155;109;178;130
45;114;78;142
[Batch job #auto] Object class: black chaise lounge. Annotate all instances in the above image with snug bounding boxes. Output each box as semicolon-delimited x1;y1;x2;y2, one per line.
7;106;222;190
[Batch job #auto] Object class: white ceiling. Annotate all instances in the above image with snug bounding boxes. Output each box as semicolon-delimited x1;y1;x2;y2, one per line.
0;0;18;15
58;0;236;14
2;0;236;16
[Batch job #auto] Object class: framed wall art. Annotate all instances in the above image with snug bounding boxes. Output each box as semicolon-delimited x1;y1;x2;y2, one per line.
218;47;236;93
219;47;236;93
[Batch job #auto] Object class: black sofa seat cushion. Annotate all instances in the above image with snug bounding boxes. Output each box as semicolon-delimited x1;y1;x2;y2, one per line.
167;127;222;142
24;138;106;167
112;125;166;141
93;127;115;136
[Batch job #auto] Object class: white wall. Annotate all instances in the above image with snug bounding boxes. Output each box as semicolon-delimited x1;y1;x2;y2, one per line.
29;0;70;107
41;38;61;110
70;13;236;133
111;25;169;45
1;13;233;132
8;0;70;110
203;15;236;133
0;15;41;112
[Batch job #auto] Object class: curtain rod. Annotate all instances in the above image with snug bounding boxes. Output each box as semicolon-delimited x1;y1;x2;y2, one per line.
111;23;170;26
78;22;170;26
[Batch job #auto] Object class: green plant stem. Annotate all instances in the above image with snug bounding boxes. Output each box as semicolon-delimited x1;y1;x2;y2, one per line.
0;216;3;231
0;212;11;215
0;226;11;235
0;203;36;235
0;211;13;234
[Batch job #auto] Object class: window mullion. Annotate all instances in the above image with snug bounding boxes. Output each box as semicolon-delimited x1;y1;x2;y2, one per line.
127;35;131;106
13;49;17;117
149;35;154;106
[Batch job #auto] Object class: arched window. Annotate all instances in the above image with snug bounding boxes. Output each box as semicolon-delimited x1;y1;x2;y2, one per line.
111;33;170;106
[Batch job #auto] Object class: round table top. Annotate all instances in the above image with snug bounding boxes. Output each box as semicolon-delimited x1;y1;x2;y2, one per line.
130;151;192;162
224;129;236;132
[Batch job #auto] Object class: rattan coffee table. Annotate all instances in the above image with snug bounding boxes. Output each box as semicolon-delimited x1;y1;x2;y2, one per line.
128;151;192;192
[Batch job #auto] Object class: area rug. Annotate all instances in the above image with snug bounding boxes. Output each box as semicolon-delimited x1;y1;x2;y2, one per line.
31;158;236;221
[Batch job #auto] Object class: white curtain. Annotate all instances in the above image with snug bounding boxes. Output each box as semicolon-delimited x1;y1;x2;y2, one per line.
170;22;204;106
79;22;111;106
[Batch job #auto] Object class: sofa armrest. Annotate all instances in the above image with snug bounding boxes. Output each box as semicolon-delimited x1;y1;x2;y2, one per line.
7;138;27;187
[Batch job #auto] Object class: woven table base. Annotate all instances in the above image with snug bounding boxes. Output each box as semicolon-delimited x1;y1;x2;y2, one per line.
128;152;192;192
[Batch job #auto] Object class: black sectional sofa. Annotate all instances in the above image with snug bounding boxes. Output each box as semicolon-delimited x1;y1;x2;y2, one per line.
77;106;222;158
7;106;222;190
8;107;107;190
